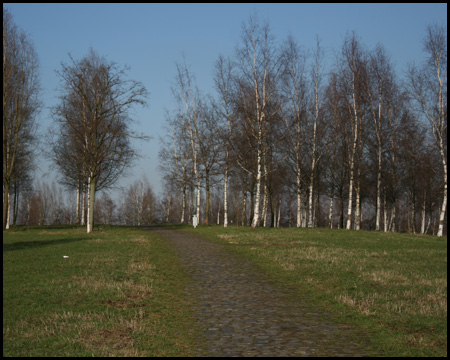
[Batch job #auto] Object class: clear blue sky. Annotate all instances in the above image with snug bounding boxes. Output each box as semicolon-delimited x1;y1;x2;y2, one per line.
4;3;447;197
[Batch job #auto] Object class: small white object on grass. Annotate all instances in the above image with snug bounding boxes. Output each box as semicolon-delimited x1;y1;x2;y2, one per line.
63;256;69;258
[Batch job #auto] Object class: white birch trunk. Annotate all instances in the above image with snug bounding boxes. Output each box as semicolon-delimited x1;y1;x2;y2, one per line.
355;185;361;230
166;194;171;223
251;141;262;228
86;177;90;231
196;183;201;225
309;48;320;229
277;198;281;227
296;162;302;227
328;195;334;229
390;206;396;232
375;145;382;231
81;182;86;226
262;171;268;227
308;181;314;228
437;165;447;237
87;175;96;234
223;157;228;227
421;191;426;234
347;163;355;230
181;187;186;224
347;72;359;230
76;181;80;224
6;192;10;229
437;145;447;237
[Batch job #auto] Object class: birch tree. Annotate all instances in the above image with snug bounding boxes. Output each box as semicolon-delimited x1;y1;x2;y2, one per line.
197;101;223;225
408;24;447;237
307;37;325;228
159;111;193;224
365;44;396;231
173;58;202;225
3;7;40;230
280;34;308;227
235;14;281;228
54;48;148;233
214;55;234;227
338;33;367;230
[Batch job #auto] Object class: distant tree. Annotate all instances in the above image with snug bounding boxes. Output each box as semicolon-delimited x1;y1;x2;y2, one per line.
3;7;40;230
408;24;447;237
95;192;117;225
159;110;194;224
197;100;224;225
172;58;202;225
53;48;148;233
213;55;235;228
122;176;157;225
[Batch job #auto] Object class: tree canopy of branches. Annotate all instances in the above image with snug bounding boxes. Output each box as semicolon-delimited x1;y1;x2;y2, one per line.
52;48;148;233
159;15;446;236
408;24;447;237
3;6;40;230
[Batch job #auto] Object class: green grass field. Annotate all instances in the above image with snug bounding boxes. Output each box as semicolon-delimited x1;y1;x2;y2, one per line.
181;225;447;357
3;225;202;357
3;225;447;357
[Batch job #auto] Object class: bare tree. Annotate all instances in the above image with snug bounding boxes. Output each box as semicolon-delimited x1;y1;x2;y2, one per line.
172;58;202;226
280;34;308;227
307;36;325;228
337;33;367;230
197;100;224;225
159;110;193;224
365;44;399;231
235;14;282;228
408;24;447;237
122;175;157;225
214;55;235;227
3;7;40;230
53;48;148;233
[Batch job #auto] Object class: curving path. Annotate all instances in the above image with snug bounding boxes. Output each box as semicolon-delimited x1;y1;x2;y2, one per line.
150;227;376;357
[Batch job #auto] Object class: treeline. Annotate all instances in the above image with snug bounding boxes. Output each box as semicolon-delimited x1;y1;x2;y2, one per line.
159;15;447;236
3;7;148;232
3;8;446;235
10;176;159;227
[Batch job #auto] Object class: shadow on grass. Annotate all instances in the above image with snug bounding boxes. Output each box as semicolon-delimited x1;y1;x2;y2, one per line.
3;237;86;252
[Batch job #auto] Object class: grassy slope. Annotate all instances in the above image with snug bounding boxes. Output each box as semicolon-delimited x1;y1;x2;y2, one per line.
3;225;201;357
182;225;447;357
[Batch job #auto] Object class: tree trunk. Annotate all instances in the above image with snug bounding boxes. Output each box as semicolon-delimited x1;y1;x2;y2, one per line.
421;190;426;234
437;147;447;237
181;186;186;224
204;171;210;225
296;162;302;227
328;195;334;228
6;192;11;229
87;176;96;233
251;137;263;228
3;181;10;230
223;156;228;227
355;182;361;230
347;71;359;230
375;145;382;231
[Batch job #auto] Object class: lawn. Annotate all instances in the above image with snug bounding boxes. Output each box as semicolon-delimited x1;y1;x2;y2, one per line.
4;224;447;357
3;225;202;357
182;225;447;357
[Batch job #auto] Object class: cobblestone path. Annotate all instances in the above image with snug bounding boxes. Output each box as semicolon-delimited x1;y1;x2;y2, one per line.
152;228;375;357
